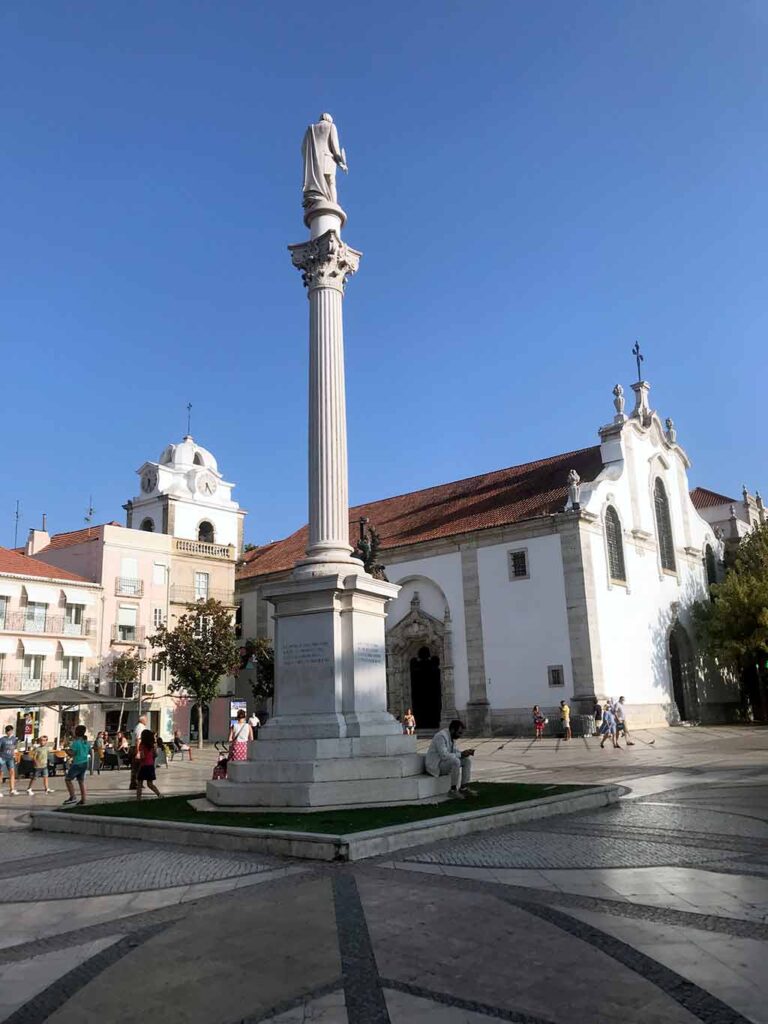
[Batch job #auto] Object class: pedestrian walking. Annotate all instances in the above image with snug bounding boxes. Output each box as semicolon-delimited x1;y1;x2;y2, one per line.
532;705;546;739
403;709;416;736
559;700;572;741
613;696;634;745
248;711;261;738
0;725;19;796
62;725;90;806
27;735;54;795
599;704;620;749
130;715;148;790
135;729;162;800
228;709;253;762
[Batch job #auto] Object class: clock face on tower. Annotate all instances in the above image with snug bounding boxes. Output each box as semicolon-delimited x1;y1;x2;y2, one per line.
197;472;218;497
141;469;158;493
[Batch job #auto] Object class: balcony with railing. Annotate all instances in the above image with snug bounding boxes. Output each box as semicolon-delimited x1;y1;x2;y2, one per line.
0;671;59;693
173;538;235;560
169;585;234;606
111;624;146;644
0;611;95;636
115;577;144;597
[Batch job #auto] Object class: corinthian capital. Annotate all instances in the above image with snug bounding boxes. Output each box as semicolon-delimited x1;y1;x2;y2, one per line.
288;231;361;293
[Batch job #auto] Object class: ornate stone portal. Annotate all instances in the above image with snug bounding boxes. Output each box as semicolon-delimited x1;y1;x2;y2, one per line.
207;116;450;807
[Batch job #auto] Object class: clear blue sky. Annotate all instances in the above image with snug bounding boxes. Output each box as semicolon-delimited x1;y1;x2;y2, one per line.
1;1;765;548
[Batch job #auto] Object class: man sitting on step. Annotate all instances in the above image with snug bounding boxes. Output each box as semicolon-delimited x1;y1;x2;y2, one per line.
425;719;477;798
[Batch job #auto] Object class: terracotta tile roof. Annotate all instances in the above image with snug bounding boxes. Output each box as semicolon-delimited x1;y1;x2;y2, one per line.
41;522;122;551
238;445;604;580
690;487;737;510
0;546;92;583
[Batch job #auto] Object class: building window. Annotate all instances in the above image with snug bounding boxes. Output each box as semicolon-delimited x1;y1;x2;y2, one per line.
548;665;565;687
62;656;82;683
198;521;215;544
704;544;717;587
235;604;243;640
23;654;45;682
25;602;48;632
654;479;676;572
152;607;165;629
64;604;83;635
153;563;167;586
194;572;210;601
507;549;529;580
151;659;163;683
117;605;138;642
140;518;155;532
605;505;626;583
0;596;6;629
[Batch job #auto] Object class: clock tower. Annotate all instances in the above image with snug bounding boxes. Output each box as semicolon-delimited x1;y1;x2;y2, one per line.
126;435;245;554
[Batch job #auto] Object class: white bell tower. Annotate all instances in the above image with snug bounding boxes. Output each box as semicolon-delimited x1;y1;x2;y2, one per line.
126;435;245;554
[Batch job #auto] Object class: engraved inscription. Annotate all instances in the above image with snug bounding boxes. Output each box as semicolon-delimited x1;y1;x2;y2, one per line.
357;642;384;665
282;641;331;667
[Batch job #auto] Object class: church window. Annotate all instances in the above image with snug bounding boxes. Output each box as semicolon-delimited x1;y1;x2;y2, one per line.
704;544;717;587
193;453;204;466
654;479;676;572
507;549;529;580
198;521;215;544
548;665;565;687
140;518;154;532
605;506;626;583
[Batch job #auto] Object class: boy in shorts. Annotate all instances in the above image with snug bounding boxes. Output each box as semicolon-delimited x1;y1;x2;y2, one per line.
0;725;19;796
27;735;54;795
62;725;90;806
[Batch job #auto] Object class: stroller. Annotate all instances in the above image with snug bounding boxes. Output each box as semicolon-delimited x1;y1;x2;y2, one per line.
212;741;229;780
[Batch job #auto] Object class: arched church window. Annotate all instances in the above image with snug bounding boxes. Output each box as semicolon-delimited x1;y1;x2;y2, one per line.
704;544;717;587
654;479;676;572
198;521;215;544
605;506;626;582
193;453;204;466
140;518;154;532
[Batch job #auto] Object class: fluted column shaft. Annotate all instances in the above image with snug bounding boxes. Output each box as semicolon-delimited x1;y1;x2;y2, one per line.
289;227;362;573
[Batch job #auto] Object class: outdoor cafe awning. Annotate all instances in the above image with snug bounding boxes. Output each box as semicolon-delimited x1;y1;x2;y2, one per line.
0;686;113;709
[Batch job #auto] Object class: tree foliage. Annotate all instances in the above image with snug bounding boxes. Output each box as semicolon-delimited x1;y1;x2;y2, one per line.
149;598;240;746
239;637;275;706
692;523;768;716
106;648;146;732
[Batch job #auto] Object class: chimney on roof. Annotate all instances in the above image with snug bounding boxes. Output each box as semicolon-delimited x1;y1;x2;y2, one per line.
25;526;51;556
42;513;47;531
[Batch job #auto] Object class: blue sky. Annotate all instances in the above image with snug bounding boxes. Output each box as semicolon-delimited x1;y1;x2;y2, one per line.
1;1;765;548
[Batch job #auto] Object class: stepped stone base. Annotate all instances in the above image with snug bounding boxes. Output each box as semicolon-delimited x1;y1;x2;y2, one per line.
206;769;451;808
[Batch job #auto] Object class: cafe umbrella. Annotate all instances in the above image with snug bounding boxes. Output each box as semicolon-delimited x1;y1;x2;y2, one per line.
0;686;114;747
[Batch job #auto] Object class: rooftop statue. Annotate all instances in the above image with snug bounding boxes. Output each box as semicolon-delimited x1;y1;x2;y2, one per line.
301;112;348;209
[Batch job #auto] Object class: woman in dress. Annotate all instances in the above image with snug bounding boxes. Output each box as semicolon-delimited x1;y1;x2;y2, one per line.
228;709;253;762
135;729;162;800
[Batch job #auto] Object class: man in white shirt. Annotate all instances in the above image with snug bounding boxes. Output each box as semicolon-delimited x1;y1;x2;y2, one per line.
425;719;476;798
129;715;148;790
248;712;261;730
613;697;634;746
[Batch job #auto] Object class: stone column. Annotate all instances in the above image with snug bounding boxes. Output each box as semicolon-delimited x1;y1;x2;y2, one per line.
289;216;363;577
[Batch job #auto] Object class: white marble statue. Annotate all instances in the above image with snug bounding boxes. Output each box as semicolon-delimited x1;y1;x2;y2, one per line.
567;469;581;509
301;113;348;208
613;383;625;417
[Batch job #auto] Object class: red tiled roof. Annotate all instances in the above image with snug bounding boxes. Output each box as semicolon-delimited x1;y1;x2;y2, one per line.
690;487;737;510
41;522;122;551
238;445;604;580
0;546;92;583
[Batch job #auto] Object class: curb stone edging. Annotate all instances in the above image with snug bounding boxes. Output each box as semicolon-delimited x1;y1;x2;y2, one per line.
30;786;621;862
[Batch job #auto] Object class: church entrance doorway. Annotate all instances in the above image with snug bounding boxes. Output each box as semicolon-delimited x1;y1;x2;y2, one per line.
669;624;695;721
410;646;442;731
189;703;209;742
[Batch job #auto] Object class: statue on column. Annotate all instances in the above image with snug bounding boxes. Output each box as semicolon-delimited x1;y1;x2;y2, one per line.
567;469;582;511
301;113;348;208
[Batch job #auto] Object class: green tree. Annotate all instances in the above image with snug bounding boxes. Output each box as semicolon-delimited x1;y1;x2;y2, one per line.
692;523;768;719
108;648;146;733
149;598;240;748
239;637;275;707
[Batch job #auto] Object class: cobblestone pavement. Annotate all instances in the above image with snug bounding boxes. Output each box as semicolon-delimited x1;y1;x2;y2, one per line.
0;726;765;1023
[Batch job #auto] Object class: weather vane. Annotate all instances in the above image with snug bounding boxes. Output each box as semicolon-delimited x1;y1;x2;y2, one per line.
632;341;644;383
186;402;193;436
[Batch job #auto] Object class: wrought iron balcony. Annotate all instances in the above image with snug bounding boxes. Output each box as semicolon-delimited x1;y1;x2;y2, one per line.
111;624;146;644
115;577;144;597
0;672;59;693
0;611;95;636
169;585;234;606
173;538;235;560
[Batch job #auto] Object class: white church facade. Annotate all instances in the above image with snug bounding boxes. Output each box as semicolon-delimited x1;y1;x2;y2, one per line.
237;379;738;734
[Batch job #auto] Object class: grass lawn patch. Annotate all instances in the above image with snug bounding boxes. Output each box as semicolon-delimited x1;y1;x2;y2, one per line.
64;781;589;834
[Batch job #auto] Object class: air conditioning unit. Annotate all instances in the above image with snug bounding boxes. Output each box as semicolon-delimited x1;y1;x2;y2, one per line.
142;684;154;695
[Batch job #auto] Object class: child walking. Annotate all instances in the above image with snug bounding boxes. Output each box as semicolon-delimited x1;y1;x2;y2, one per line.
63;725;90;806
136;729;162;800
27;735;54;795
